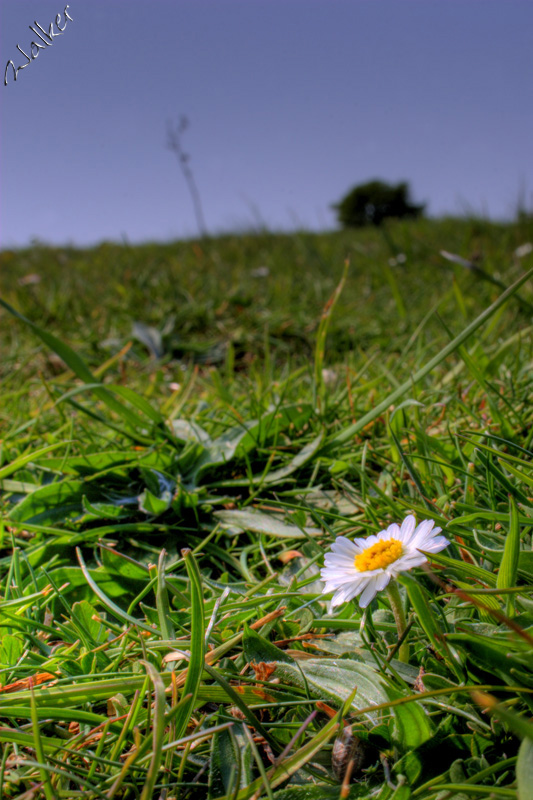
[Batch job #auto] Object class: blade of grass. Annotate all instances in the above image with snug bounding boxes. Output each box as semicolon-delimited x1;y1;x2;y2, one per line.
153;549;176;642
314;259;349;411
202;661;278;750
221;713;340;800
139;661;167;800
332;266;533;444
0;297;165;439
517;737;533;800
172;548;206;740
496;496;521;617
472;691;533;742
76;548;159;635
0;442;68;480
29;683;55;800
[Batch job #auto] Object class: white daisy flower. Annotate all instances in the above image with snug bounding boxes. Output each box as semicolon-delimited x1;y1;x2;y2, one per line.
320;515;449;609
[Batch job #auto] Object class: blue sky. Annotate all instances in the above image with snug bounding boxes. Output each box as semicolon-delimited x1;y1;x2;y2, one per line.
1;0;532;247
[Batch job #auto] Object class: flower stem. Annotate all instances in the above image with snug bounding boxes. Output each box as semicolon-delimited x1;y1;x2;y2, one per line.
386;581;409;663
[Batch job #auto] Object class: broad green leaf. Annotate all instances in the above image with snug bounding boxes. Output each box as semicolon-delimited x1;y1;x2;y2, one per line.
131;321;164;358
8;480;93;525
272;789;370;800
242;623;295;665
138;487;172;516
262;431;324;483
215;509;321;539
192;404;314;481
0;634;24;672
385;784;411;800
208;718;253;799
43;448;173;477
70;600;108;645
272;658;433;746
212;431;324;487
519;551;533;579
386;686;434;749
171;483;200;513
171;419;212;444
391;748;425;787
273;658;389;724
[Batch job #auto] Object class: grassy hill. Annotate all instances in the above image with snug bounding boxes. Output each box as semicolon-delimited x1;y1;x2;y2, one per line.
0;217;532;799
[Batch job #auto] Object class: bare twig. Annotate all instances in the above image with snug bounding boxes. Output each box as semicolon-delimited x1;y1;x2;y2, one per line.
166;115;208;238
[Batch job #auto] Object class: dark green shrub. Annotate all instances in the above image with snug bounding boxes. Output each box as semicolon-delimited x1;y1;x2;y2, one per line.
333;180;425;228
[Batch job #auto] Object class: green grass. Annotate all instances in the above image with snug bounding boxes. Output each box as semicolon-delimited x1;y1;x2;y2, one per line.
0;216;533;799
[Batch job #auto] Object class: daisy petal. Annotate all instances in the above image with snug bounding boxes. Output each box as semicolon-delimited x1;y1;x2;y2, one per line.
359;580;380;608
320;514;449;609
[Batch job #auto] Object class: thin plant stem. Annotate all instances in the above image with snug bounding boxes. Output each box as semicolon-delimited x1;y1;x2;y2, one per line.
166;115;208;238
386;581;410;663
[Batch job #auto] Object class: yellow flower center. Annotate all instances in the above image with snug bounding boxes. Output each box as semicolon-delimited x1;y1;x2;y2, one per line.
355;538;403;571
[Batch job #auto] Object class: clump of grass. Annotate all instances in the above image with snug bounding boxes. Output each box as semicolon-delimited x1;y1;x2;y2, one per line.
0;219;532;799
